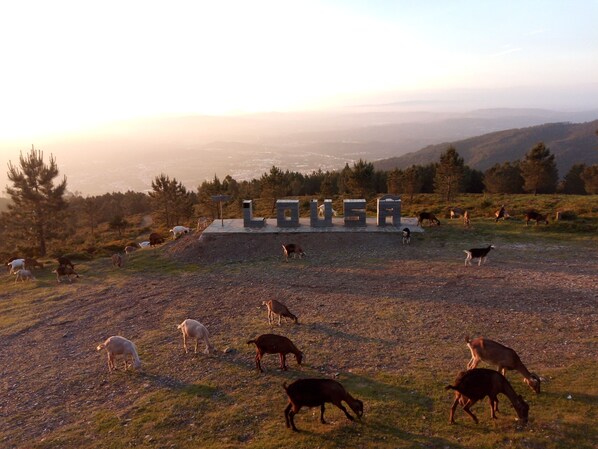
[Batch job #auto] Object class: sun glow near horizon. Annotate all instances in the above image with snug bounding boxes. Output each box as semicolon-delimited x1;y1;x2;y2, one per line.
1;0;597;140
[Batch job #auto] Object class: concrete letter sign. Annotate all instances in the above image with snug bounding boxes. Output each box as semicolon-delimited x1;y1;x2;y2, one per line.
343;199;367;227
377;195;402;226
276;199;300;227
310;199;333;227
243;200;266;228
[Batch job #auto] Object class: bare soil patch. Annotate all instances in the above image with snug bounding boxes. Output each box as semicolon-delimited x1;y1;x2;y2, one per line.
1;232;597;448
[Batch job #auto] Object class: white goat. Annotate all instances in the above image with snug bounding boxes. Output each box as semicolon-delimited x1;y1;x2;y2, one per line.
96;336;141;372
7;258;26;274
138;241;151;248
170;226;191;239
177;319;215;354
317;204;338;217
14;269;36;283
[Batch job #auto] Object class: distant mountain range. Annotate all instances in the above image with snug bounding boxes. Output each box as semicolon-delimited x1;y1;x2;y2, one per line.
1;108;597;195
373;120;598;175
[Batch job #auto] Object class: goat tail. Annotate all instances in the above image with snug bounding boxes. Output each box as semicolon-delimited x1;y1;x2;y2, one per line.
463;250;470;255
246;339;256;345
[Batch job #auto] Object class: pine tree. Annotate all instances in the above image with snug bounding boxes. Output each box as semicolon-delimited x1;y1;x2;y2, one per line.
580;165;598;194
483;162;524;194
148;174;193;227
434;147;464;202
346;159;375;198
561;164;587;194
3;146;67;256
520;143;558;195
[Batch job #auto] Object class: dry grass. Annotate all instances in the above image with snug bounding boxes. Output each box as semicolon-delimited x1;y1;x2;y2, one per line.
0;219;597;449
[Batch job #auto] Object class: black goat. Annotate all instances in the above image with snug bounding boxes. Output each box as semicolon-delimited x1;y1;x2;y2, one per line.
283;378;363;431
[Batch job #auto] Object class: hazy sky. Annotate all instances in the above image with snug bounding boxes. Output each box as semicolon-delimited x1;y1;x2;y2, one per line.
1;0;597;141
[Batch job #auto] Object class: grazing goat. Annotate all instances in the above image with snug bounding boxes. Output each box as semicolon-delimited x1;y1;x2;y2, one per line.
111;253;123;268
57;257;74;269
450;207;465;219
247;334;303;372
177;319;215;354
14;269;36;283
23;258;44;270
317;204;338;217
149;232;164;246
96;336;141;372
417;212;440;226
262;299;298;325
282;243;305;262
124;245;137;256
52;265;80;283
466;336;541;394
445;368;529;425
283;378;364;432
197;216;212;232
463;210;471;227
464;245;494;266
138;241;151;248
401;227;411;245
524;211;549;226
7;258;26;274
170;225;191;239
495;205;510;222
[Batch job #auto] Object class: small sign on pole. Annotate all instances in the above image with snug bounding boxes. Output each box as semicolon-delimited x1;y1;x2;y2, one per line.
211;195;232;227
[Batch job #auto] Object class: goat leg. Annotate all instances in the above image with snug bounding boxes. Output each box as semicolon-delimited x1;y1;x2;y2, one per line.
320;404;327;424
335;402;355;421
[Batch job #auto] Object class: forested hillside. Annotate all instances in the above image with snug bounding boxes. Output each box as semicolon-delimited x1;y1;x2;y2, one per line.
374;120;598;174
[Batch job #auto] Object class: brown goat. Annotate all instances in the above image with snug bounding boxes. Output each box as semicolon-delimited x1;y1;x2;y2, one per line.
247;334;303;372
446;368;529;424
57;257;74;269
262;299;298;325
282;243;305;262
111;253;123;268
466;336;541;394
417;212;440;226
149;232;165;246
23;258;44;270
53;265;80;283
283;378;364;432
525;211;549;226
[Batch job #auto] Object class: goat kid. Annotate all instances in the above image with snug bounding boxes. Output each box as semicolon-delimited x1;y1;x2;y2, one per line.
466;336;541;394
464;245;494;266
283;378;364;432
111;253;124;268
402;227;411;245
446;368;529;425
247;334;303;372
262;299;298;325
14;269;36;283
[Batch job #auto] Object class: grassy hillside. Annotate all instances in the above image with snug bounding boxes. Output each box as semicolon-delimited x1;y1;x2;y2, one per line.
373;120;598;174
0;198;596;449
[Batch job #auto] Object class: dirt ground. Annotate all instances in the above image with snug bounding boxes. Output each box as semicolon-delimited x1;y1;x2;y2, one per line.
1;231;597;448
